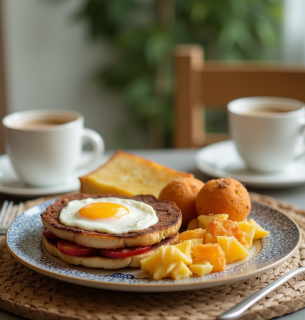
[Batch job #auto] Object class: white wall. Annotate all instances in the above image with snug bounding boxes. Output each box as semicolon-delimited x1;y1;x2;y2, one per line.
1;0;136;150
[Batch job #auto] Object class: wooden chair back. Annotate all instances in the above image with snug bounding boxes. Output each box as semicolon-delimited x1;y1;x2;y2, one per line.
174;45;305;148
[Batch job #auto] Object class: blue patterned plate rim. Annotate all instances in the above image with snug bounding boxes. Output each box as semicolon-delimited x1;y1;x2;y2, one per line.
5;198;301;291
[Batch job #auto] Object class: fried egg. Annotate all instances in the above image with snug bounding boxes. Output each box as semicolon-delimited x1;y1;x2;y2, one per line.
59;197;158;234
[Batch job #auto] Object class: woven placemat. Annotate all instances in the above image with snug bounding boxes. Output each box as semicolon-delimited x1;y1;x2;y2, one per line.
1;193;305;320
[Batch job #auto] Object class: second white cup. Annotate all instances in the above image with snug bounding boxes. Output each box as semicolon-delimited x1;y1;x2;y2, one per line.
228;97;305;173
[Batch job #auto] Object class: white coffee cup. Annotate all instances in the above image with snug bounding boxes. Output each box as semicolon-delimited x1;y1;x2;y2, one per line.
228;97;305;172
2;109;105;186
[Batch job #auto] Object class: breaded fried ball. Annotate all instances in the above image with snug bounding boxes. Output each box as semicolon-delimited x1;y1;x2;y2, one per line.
206;218;248;247
196;177;251;221
159;177;204;226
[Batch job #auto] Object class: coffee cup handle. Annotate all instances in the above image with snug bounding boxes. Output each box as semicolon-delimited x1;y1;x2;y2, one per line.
294;122;305;160
78;128;105;171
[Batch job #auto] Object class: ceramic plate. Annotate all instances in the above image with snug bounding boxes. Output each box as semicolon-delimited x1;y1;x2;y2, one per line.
195;140;305;188
6;199;301;292
0;153;108;197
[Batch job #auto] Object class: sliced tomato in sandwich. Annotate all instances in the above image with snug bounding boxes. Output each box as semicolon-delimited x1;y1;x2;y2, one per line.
57;239;98;256
55;239;152;257
42;227;59;240
99;245;152;258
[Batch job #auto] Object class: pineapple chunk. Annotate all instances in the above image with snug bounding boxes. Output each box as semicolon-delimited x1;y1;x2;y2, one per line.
197;214;229;229
179;228;206;242
141;241;193;280
189;261;213;277
153;262;177;280
248;219;270;240
192;243;226;273
173;240;192;262
169;261;192;280
141;248;162;275
217;236;248;264
187;218;199;230
236;221;256;249
160;246;192;266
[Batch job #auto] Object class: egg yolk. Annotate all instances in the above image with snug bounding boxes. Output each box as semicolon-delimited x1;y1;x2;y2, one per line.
79;203;130;219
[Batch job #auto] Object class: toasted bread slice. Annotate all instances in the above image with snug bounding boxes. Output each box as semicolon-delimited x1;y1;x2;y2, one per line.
79;150;193;198
43;233;179;269
41;193;182;249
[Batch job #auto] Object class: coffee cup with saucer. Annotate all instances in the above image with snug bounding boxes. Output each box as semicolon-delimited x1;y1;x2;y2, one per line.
195;97;305;188
1;109;105;196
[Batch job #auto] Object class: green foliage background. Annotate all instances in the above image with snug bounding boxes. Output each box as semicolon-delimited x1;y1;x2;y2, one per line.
52;0;283;148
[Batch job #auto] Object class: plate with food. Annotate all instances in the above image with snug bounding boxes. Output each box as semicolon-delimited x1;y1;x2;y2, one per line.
6;152;301;292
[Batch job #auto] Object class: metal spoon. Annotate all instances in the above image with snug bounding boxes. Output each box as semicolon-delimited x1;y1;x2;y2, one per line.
218;266;305;320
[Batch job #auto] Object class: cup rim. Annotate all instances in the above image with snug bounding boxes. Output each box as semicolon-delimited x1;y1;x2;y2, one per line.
2;109;84;131
227;97;305;118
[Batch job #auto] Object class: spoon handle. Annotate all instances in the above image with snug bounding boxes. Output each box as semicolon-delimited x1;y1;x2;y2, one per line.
218;266;305;320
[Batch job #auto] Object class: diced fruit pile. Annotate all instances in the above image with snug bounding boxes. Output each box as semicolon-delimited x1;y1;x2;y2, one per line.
140;214;269;280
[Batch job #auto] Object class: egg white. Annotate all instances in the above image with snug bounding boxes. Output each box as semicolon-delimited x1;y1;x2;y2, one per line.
59;197;159;234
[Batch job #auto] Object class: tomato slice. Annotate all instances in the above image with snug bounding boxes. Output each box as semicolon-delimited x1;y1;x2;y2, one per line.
42;227;59;240
99;245;152;258
57;239;97;256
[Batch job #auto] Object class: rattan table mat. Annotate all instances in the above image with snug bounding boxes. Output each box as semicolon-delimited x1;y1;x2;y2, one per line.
1;193;305;320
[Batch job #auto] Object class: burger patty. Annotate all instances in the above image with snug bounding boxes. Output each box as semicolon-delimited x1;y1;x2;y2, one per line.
41;193;182;249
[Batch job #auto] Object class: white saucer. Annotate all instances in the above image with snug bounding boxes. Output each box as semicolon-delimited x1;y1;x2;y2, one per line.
0;152;108;197
195;140;305;188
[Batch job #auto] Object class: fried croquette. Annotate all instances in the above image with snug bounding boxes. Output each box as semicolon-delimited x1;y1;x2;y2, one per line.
205;218;248;247
196;177;251;221
159;177;204;226
192;244;226;273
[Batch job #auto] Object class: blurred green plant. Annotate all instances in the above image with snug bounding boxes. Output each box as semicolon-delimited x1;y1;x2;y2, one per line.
50;0;283;148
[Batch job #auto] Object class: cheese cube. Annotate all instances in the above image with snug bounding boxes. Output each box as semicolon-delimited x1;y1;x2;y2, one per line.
248;219;270;240
197;214;229;229
217;236;248;264
189;261;213;277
